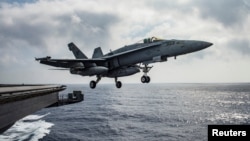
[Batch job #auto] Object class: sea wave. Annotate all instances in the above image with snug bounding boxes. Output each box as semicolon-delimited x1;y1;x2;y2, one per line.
0;113;53;141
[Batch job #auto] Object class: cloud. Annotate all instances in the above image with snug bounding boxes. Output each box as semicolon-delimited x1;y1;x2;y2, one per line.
145;0;250;28
0;0;250;84
195;0;250;27
227;38;250;56
0;0;118;58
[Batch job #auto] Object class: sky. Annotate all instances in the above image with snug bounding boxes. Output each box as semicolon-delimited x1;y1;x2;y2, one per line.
0;0;250;84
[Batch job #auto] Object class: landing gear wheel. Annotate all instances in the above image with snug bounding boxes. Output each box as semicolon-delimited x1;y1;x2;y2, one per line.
89;76;101;89
141;76;150;83
114;77;122;88
146;76;150;83
116;81;122;88
90;81;96;89
141;76;147;83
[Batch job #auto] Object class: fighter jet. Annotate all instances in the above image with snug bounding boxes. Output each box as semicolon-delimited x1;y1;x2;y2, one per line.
36;37;212;89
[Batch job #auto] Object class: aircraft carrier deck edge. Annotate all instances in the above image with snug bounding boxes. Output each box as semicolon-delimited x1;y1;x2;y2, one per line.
0;84;66;133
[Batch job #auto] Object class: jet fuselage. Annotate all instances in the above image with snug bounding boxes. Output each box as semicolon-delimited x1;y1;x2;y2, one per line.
103;39;212;72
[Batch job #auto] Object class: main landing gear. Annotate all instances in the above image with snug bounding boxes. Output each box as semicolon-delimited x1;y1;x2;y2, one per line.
89;76;122;89
140;64;152;84
89;76;101;89
115;77;122;88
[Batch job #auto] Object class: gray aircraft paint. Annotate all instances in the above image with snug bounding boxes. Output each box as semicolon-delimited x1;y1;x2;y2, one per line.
36;37;212;88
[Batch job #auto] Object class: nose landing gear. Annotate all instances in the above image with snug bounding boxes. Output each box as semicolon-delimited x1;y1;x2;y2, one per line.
141;75;150;83
140;64;152;84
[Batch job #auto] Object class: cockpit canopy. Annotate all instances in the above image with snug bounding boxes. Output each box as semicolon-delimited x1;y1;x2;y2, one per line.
143;37;164;43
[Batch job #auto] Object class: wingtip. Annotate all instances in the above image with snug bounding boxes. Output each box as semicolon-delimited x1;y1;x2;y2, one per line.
35;57;40;61
35;56;51;61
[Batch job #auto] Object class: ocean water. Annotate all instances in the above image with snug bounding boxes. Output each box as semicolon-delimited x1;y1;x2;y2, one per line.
1;83;250;141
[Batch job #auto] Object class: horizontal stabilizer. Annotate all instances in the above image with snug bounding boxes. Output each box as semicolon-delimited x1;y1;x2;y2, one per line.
68;42;88;59
92;47;103;58
48;68;69;70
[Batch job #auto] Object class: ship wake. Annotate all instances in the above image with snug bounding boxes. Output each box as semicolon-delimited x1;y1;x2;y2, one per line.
0;113;53;141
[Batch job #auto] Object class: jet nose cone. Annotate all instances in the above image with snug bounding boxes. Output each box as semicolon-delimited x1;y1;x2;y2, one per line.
204;42;213;48
189;41;213;52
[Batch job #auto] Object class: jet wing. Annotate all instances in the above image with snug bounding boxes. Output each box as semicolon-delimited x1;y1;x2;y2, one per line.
36;42;162;68
35;57;106;68
40;58;106;62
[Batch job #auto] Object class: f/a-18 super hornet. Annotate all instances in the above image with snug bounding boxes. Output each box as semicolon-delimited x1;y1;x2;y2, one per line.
36;37;212;89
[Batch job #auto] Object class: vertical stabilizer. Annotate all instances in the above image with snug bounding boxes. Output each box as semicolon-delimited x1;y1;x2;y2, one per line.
92;47;103;58
68;42;88;59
